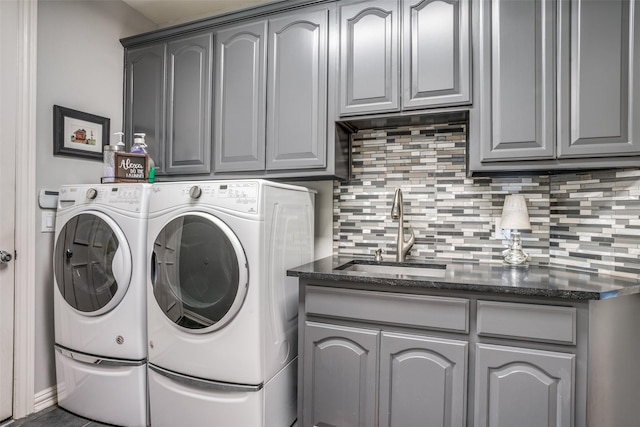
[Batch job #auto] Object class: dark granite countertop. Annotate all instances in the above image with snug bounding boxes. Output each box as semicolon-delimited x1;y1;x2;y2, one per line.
287;255;640;300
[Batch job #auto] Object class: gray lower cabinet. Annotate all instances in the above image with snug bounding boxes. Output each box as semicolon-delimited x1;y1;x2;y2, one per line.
469;0;640;174
379;332;467;427
303;322;378;427
300;286;470;427
338;0;470;116
302;322;468;427
298;281;640;426
299;284;588;427
474;343;574;427
124;32;212;177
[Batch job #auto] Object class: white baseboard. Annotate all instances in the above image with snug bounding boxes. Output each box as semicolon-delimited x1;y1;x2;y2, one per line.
33;386;57;413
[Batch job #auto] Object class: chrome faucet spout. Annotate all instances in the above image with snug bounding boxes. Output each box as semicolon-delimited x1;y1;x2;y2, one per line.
391;188;415;262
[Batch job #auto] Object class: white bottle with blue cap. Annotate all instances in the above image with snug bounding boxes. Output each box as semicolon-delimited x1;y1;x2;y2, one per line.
131;132;155;183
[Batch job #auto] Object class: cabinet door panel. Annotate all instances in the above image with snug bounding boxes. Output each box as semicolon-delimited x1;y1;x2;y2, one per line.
166;32;212;175
474;343;575;427
125;44;165;173
267;9;328;170
402;0;470;109
214;21;267;172
558;0;640;158
379;332;467;427
303;322;378;427
478;0;556;162
339;0;399;115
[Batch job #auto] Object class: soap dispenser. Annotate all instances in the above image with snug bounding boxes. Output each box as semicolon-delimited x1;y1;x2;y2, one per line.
131;132;155;183
130;132;148;154
114;131;126;152
103;132;126;183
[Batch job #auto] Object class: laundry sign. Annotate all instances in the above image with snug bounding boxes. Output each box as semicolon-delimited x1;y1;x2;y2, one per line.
115;152;147;182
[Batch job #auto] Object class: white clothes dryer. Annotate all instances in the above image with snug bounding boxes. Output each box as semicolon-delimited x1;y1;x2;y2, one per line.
146;180;314;427
53;183;150;427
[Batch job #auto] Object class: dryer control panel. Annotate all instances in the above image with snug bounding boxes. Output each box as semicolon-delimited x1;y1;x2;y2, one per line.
183;182;259;214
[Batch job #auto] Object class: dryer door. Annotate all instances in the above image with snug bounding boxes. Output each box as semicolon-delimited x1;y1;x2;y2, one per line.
151;212;248;333
54;212;132;316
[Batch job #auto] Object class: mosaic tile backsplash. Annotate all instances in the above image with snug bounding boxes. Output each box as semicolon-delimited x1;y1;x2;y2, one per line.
333;122;640;279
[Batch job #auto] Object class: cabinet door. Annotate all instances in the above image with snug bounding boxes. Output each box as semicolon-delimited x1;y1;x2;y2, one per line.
125;44;165;174
478;0;556;162
474;343;575;427
267;9;328;170
339;0;399;115
303;322;378;427
402;0;470;109
214;21;267;172
165;32;212;175
379;332;467;427
558;0;640;158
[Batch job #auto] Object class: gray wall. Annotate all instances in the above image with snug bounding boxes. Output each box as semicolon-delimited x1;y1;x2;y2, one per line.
35;0;156;394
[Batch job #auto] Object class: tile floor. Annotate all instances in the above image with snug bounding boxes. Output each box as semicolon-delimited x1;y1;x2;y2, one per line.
4;406;299;426
4;406;110;427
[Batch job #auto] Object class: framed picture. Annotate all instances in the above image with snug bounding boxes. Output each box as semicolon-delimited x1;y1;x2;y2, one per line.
53;105;110;161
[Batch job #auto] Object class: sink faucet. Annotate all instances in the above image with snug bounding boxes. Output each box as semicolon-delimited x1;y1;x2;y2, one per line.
391;188;415;262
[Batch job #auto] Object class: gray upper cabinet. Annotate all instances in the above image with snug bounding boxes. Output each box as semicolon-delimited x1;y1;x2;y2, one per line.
124;32;212;177
339;0;470;116
124;44;166;173
165;32;213;175
469;0;640;174
558;0;640;158
402;0;471;110
213;21;267;172
474;343;575;427
266;8;329;170
122;1;349;180
339;0;399;115
476;0;556;162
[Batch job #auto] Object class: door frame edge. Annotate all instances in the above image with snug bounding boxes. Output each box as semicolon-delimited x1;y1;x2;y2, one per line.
13;0;38;419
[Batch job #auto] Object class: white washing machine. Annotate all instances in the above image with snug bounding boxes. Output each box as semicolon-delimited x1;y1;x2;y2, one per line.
146;180;314;427
53;183;151;427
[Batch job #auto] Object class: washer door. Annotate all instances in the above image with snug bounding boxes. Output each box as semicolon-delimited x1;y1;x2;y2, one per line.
151;212;248;333
54;212;132;316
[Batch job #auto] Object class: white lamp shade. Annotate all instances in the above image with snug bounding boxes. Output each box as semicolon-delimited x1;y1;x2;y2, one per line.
500;194;531;230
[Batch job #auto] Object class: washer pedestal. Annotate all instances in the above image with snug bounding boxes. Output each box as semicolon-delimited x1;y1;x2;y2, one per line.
148;358;297;427
55;346;147;427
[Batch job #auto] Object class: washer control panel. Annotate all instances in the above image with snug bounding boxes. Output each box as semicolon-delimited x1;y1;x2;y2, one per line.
58;185;146;212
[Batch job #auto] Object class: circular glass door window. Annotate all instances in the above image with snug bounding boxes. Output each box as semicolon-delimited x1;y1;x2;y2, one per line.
54;212;132;315
151;213;248;332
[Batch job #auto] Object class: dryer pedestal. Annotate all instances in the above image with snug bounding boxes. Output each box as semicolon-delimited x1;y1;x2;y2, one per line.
148;358;297;427
55;346;148;427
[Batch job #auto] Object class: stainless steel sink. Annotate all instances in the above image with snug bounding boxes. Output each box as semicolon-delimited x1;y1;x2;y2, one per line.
337;261;446;278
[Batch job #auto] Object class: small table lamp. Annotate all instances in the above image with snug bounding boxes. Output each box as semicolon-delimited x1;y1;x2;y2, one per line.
500;194;531;266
